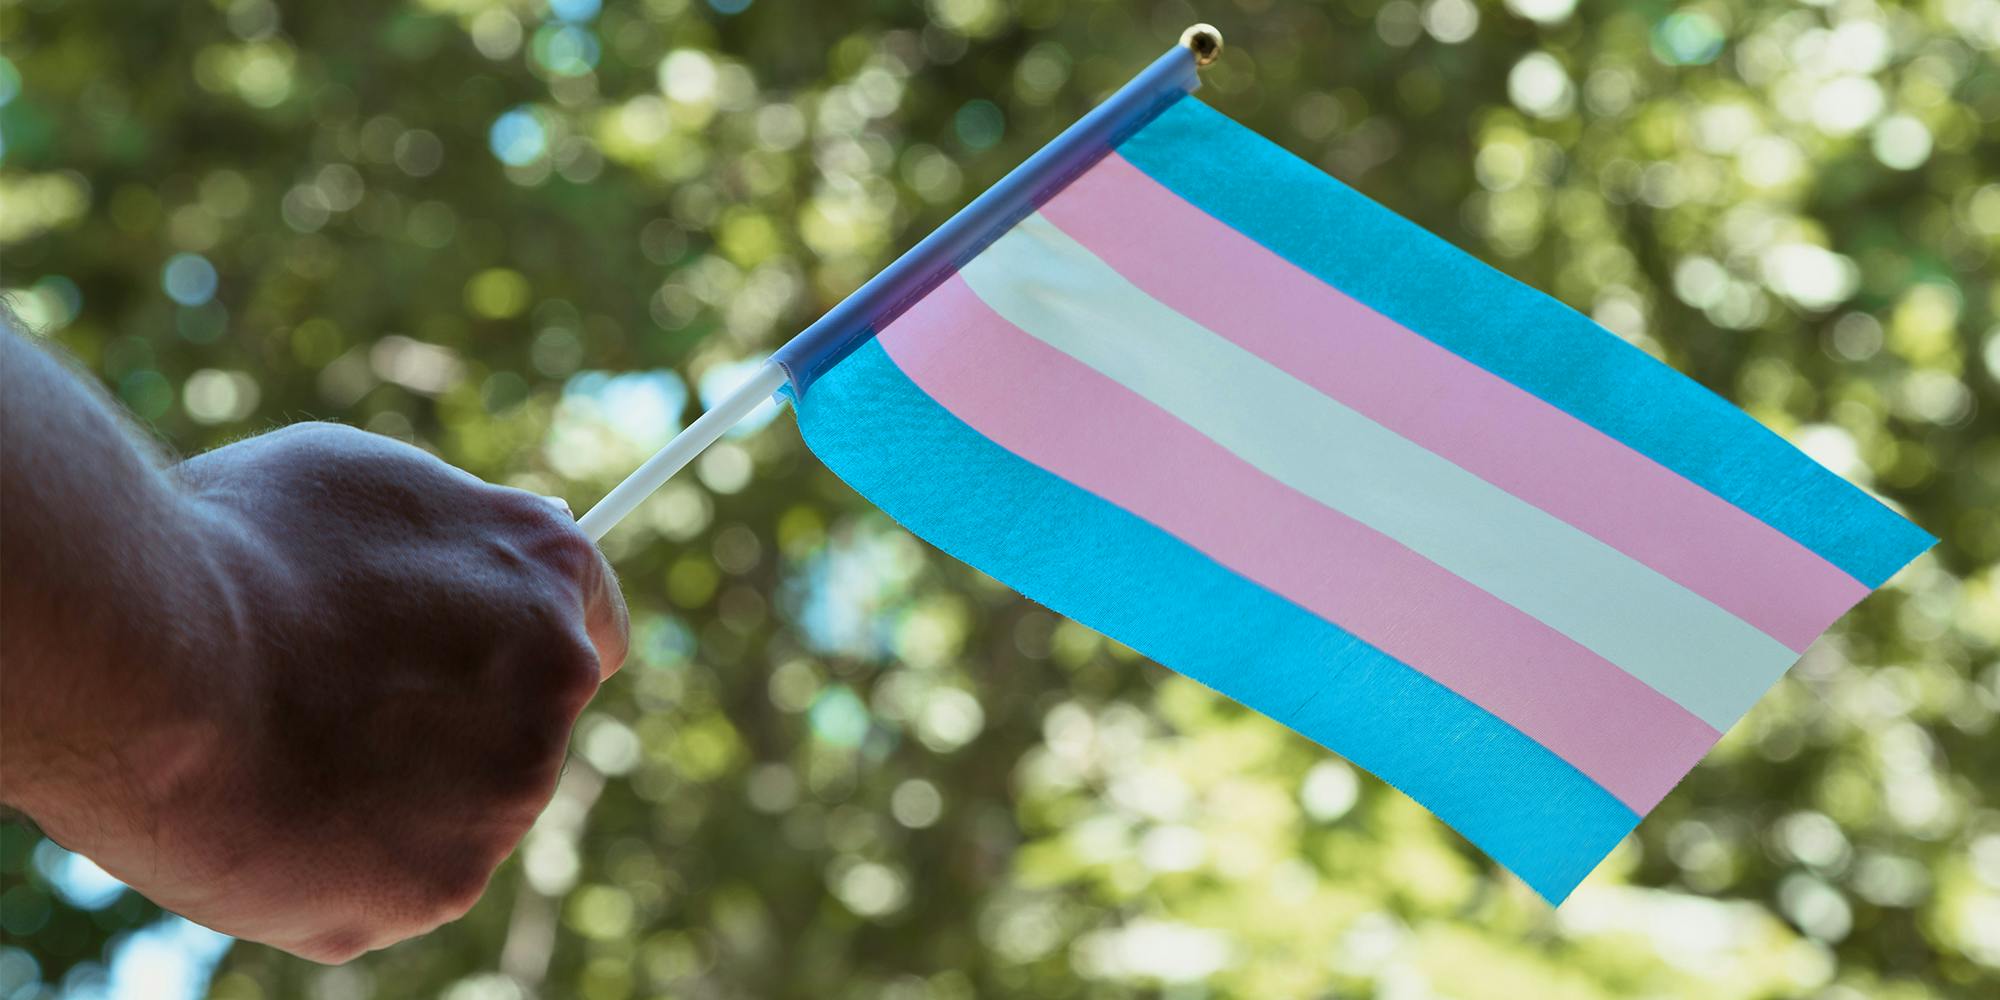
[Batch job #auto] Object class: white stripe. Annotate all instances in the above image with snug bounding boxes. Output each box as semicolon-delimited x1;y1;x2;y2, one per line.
957;213;1796;729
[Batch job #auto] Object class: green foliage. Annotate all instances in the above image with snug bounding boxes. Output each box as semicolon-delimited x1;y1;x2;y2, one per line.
2;0;1996;996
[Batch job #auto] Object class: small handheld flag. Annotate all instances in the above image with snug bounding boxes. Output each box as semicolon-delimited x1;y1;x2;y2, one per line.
582;25;1935;903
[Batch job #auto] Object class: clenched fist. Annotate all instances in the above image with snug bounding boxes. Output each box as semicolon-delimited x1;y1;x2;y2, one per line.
2;328;627;963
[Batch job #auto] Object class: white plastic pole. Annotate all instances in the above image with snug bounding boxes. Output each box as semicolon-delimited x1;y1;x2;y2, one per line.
576;360;789;541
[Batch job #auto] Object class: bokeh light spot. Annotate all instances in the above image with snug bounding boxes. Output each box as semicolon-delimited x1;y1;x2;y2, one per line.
4;275;81;332
916;687;985;752
160;253;218;306
566;885;635;941
1301;761;1361;821
808;685;870;747
1505;0;1576;24
1872;115;1933;171
1812;77;1884;136
1422;0;1479;44
696;442;753;494
118;369;174;420
531;24;600;78
1507;53;1573;119
488;106;548;166
833;860;908;918
1653;11;1725;66
658;50;718;104
103;917;233;1000
548;0;601;22
470;9;523;60
465;267;532;319
182;369;260;424
953;99;1005;151
393;129;444;176
891;779;944;828
31;840;127;910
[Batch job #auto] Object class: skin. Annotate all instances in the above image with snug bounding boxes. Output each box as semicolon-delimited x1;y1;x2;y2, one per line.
0;319;629;962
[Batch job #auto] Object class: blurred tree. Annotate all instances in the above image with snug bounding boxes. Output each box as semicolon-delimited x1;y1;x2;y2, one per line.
0;0;1995;997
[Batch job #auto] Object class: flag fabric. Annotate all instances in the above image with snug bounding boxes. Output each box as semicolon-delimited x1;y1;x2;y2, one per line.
782;92;1935;902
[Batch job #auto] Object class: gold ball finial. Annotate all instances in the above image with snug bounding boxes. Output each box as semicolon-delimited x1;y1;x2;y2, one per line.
1179;23;1223;67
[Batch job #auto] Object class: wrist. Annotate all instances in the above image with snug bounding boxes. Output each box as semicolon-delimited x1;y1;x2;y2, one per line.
2;489;260;845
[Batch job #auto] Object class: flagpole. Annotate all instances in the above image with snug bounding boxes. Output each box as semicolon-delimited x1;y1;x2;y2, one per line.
577;25;1222;540
575;360;787;540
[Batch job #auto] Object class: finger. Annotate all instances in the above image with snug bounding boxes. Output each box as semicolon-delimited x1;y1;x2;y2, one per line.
486;485;627;677
584;545;630;679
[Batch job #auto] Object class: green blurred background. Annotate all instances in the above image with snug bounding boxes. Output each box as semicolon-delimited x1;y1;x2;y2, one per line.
2;0;1996;996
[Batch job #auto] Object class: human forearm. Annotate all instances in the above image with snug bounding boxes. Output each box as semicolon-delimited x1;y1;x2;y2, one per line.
0;325;245;823
2;316;627;961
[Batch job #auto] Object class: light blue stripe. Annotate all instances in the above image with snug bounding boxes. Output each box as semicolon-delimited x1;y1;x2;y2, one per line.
962;214;1794;730
1116;96;1935;588
795;338;1639;903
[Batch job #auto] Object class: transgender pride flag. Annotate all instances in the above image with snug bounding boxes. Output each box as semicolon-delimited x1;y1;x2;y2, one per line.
754;39;1933;902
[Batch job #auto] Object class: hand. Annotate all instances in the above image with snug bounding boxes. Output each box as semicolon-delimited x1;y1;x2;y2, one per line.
23;423;628;962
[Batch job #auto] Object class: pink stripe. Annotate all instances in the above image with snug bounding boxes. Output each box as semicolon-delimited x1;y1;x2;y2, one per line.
1036;154;1870;652
879;275;1719;812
